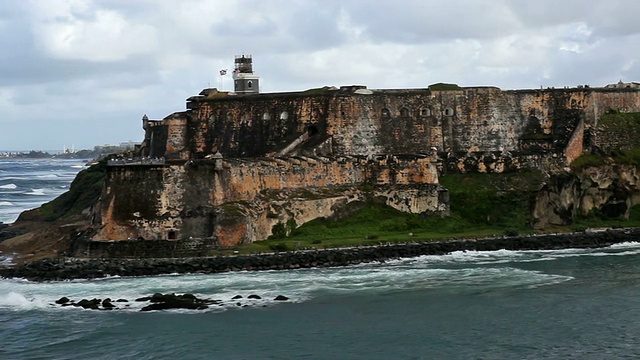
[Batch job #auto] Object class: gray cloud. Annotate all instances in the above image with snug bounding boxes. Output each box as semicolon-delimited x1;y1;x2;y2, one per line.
1;0;640;151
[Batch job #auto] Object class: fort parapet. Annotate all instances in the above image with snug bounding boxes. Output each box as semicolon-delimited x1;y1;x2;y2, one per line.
141;85;640;163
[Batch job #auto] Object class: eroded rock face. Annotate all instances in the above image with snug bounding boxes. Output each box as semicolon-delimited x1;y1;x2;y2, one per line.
533;165;640;228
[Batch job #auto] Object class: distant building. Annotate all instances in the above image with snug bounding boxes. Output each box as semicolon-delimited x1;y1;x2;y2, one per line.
605;80;640;89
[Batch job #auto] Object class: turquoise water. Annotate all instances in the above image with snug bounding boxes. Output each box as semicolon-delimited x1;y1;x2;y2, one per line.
2;244;639;359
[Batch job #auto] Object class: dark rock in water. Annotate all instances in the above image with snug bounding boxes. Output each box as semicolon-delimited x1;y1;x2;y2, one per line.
149;293;167;302
135;296;152;302
247;294;261;299
232;295;243;299
181;293;196;300
102;298;115;309
139;293;211;311
55;296;70;304
116;299;128;302
75;298;101;310
274;295;289;301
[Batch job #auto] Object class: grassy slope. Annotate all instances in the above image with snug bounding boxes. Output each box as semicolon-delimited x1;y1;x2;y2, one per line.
241;171;547;253
35;161;106;221
240;169;640;254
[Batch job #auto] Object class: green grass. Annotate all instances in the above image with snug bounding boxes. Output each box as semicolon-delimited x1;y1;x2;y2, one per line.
440;171;544;229
301;86;334;95
570;204;640;231
570;149;640;170
37;161;106;221
232;172;548;254
428;83;463;91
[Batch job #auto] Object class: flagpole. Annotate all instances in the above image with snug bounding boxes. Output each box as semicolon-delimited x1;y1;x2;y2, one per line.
219;69;227;91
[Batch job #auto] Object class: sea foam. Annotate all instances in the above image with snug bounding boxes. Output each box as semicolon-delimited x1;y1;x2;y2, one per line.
25;189;46;196
0;292;44;310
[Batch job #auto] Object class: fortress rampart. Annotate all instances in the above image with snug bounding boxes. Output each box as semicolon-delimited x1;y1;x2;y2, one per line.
95;154;442;244
142;85;640;162
94;83;640;247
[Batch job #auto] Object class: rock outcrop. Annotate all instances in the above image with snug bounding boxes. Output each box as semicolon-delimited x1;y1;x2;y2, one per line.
533;165;640;228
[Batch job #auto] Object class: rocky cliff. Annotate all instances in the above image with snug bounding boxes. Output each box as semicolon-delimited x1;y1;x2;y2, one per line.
533;164;640;228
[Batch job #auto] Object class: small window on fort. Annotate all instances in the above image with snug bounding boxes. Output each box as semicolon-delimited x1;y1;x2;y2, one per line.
381;108;391;118
420;108;431;117
247;80;253;89
263;112;271;120
168;231;176;240
444;108;454;116
529;109;536;117
400;107;410;117
280;111;289;120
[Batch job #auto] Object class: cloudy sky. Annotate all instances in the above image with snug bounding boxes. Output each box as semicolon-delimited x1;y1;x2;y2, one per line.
1;0;640;151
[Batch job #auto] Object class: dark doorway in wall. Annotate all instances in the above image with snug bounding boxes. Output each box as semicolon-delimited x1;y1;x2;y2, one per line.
168;231;177;240
307;125;319;136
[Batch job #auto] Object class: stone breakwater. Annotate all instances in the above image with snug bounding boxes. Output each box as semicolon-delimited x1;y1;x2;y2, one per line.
1;229;639;281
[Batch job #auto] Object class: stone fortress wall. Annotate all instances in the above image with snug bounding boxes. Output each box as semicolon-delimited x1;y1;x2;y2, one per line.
144;85;640;162
94;83;640;246
96;153;442;245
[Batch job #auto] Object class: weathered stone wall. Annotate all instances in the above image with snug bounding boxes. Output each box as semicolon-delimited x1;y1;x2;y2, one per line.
95;153;442;244
164;113;189;159
187;92;331;158
594;111;640;153
178;86;640;160
146;122;167;158
212;154;438;205
564;118;585;164
444;152;555;173
73;238;218;258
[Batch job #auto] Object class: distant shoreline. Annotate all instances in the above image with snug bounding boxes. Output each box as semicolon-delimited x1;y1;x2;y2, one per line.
1;228;638;282
0;145;135;160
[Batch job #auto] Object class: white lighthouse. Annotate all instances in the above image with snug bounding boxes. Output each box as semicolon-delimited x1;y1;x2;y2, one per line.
232;55;260;94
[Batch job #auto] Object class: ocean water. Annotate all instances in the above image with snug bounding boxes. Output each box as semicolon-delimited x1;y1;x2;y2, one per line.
1;245;639;359
0;158;87;224
1;159;640;359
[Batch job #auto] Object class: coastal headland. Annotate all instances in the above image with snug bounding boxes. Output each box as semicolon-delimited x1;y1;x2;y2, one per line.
2;63;640;275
